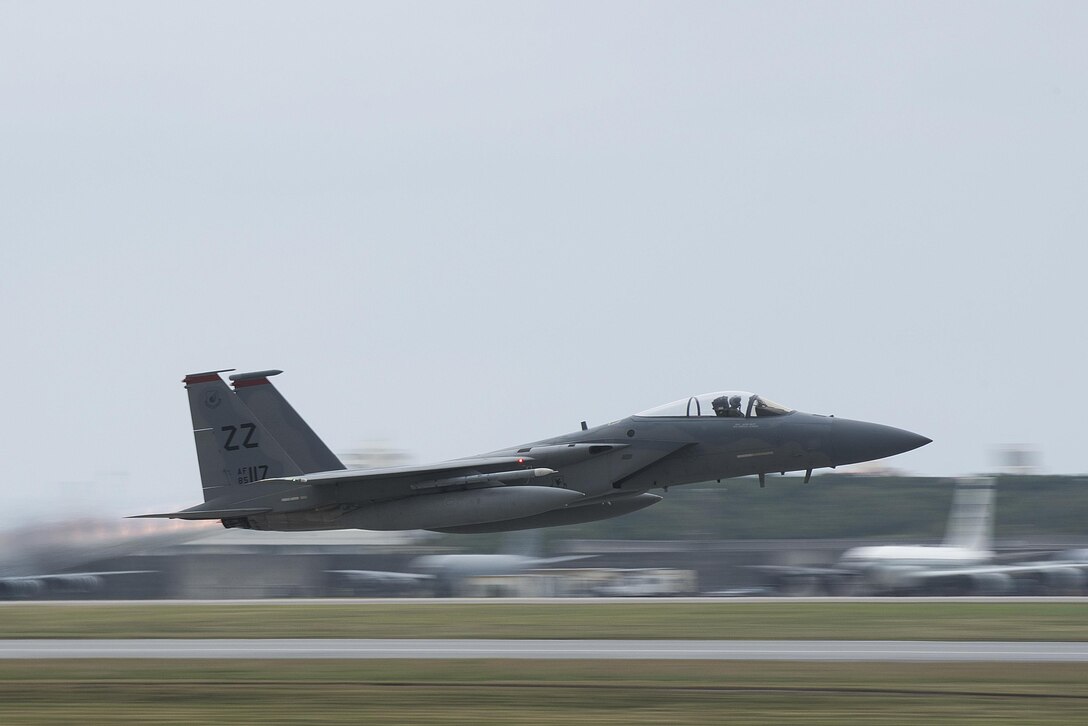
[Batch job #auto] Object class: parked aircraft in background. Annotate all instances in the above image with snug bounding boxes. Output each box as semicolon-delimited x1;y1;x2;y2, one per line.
328;531;588;596
759;478;1088;595
411;536;589;596
0;570;150;599
136;370;930;533
0;518;198;600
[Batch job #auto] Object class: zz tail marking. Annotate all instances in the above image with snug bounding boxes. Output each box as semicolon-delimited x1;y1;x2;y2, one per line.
222;423;259;451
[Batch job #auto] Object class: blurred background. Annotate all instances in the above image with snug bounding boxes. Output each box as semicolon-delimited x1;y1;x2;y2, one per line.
5;468;1088;599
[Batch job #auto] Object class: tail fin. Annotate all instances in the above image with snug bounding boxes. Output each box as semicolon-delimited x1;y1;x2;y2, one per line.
183;370;303;502
942;477;995;551
229;370;345;474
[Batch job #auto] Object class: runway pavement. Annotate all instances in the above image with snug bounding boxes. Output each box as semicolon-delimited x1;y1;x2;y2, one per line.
3;638;1088;661
5;596;1088;606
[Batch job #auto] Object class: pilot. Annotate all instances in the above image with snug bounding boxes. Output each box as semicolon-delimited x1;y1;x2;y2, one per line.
728;395;744;417
712;396;730;417
712;396;746;418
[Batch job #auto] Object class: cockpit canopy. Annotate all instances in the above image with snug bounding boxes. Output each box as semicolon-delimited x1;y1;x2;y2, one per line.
635;391;794;419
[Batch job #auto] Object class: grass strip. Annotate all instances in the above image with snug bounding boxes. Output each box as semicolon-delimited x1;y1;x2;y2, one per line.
1;601;1086;640
1;660;1087;724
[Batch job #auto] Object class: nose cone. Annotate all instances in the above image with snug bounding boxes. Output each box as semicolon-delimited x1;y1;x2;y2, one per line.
832;418;931;467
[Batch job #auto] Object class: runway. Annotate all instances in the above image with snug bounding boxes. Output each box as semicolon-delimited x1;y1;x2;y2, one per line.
5;596;1088;606
3;639;1088;661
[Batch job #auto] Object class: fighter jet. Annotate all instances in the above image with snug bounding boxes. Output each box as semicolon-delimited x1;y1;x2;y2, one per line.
134;370;930;533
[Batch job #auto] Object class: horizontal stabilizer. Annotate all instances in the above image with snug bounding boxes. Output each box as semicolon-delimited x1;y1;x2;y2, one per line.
129;507;272;520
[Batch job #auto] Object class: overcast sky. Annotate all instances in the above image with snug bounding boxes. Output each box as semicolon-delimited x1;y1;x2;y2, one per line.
1;2;1085;527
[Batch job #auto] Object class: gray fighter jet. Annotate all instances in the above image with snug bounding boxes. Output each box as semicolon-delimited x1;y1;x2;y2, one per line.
134;370;930;533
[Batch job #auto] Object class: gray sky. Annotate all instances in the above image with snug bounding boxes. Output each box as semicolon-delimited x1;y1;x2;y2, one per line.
1;2;1085;526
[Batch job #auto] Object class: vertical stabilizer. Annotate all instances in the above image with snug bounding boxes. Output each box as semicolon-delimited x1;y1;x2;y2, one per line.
230;370;345;474
183;371;303;502
942;477;995;552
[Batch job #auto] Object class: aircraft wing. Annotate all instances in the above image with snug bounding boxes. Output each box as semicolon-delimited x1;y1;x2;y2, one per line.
140;429;690;523
2;571;152;581
261;456;549;489
273;456;534;483
532;555;594;566
271;442;688;491
132;456;551;520
327;569;434;582
131;507;274;520
910;560;1088;580
325;569;435;595
749;564;850;577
